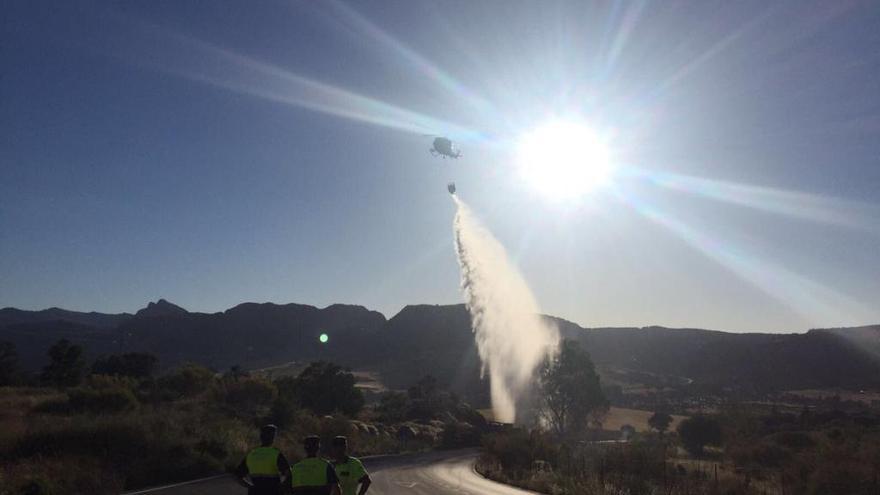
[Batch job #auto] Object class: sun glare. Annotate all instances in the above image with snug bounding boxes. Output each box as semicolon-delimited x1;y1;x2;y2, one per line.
516;120;613;200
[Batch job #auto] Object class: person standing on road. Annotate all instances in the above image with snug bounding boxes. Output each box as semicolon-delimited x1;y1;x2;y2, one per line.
331;436;371;495
235;424;291;495
290;436;341;495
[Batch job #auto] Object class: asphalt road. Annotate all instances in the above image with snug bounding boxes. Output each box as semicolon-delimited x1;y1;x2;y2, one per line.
123;449;539;495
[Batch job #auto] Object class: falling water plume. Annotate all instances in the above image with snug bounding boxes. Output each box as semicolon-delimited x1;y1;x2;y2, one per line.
452;196;560;423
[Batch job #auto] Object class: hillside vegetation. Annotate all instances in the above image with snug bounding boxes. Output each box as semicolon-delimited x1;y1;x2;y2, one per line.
3;301;878;406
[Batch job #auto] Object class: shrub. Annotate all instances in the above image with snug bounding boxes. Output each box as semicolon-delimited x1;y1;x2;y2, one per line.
1;456;124;495
441;421;480;448
453;402;487;427
67;386;138;414
84;374;138;391
268;396;300;428
11;410;243;490
376;391;409;423
0;341;20;386
319;415;357;441
677;415;722;457
31;397;72;415
40;339;86;388
648;411;673;434
771;430;816;451
219;376;277;416
483;428;557;473
294;362;364;416
729;439;790;468
156;364;215;399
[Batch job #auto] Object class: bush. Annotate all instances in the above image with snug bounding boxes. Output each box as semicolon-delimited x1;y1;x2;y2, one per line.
452;402;487;428
1;456;124;495
677;415;722;457
40;339;86;388
441;421;480;448
648;411;673;434
219;376;277;416
771;430;816;451
729;439;790;468
68;387;138;414
482;428;557;472
31;397;72;415
267;396;298;428
0;341;20;386
11;410;244;490
376;391;409;423
294;362;364;416
156;364;215;399
85;374;138;391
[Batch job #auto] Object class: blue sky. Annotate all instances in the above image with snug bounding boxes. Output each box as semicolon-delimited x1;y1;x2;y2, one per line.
2;0;879;332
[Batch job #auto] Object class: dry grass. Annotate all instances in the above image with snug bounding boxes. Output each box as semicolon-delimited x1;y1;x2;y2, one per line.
0;387;65;454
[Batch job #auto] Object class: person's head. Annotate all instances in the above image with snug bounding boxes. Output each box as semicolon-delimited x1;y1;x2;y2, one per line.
331;436;348;459
303;435;321;456
260;424;278;446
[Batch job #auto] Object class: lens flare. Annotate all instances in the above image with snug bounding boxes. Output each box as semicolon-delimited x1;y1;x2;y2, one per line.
516;120;613;200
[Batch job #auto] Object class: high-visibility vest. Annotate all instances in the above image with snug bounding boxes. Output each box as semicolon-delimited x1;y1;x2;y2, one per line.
333;456;367;495
291;457;331;487
246;447;281;477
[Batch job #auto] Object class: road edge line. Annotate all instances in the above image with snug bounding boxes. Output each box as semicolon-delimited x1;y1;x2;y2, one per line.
120;474;230;494
469;455;546;495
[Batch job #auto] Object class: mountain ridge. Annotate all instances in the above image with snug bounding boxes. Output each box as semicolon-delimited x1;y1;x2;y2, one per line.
2;301;878;399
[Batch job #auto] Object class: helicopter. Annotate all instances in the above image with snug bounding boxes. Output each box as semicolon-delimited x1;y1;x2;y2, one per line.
430;136;461;159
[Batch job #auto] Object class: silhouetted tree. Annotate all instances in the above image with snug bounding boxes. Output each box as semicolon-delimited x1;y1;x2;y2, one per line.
0;340;20;386
40;339;86;387
537;339;607;437
294;361;363;416
91;352;158;379
677;414;722;457
648;411;673;435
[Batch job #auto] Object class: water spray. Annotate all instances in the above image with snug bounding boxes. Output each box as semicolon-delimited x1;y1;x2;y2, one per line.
452;195;559;422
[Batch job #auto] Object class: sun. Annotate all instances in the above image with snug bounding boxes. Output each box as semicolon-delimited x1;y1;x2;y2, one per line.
516;120;613;200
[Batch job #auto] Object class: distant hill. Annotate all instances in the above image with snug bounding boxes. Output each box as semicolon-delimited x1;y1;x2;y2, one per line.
0;300;386;371
134;299;188;318
811;325;880;359
2;301;878;400
370;304;486;400
570;325;880;392
0;306;131;329
116;301;386;370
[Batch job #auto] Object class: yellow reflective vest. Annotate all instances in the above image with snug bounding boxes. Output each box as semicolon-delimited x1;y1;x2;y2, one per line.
334;456;367;495
246;447;281;477
290;456;333;487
